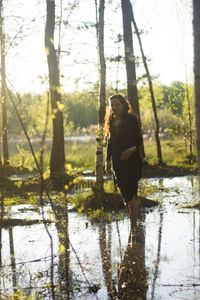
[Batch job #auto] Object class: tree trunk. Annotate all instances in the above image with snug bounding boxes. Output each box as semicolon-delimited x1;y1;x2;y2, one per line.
121;0;145;159
130;3;163;165
0;0;9;166
95;0;106;193
45;0;65;188
185;79;193;161
193;0;200;174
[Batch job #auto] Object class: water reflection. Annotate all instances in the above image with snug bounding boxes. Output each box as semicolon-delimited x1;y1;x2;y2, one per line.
151;212;163;300
98;220;147;299
118;228;147;299
9;228;17;293
0;176;199;299
146;207;200;299
148;176;200;206
98;224;116;298
0;191;3;299
56;214;71;299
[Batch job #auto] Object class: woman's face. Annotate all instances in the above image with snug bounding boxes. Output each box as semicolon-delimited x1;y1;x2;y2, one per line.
110;98;124;117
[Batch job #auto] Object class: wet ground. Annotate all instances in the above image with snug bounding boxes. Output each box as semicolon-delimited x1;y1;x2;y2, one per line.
0;175;200;299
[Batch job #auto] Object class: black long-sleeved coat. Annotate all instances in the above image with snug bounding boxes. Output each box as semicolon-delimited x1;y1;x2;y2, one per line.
106;113;142;202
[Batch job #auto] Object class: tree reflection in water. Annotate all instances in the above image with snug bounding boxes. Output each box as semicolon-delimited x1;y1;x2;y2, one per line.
9;228;17;293
99;224;117;298
99;222;147;299
0;190;3;298
56;221;71;299
118;227;148;299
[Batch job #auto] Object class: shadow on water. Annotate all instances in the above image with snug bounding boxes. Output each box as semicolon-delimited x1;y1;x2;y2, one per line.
0;176;200;299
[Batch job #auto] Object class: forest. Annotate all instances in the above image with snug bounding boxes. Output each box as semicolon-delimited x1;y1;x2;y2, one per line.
0;0;200;299
1;81;194;139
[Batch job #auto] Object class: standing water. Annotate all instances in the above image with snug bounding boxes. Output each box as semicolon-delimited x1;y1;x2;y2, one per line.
0;176;200;299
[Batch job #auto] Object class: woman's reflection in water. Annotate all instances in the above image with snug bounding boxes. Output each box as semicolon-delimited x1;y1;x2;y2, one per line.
118;227;148;300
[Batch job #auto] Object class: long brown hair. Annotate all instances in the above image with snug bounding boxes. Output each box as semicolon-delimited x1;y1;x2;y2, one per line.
104;94;132;138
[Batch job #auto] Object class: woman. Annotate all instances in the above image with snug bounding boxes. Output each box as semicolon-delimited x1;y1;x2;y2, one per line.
104;94;142;233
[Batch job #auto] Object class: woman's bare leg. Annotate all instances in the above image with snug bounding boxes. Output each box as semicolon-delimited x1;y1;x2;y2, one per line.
126;195;138;233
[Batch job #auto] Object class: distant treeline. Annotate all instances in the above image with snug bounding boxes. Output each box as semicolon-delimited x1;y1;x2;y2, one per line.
1;81;194;139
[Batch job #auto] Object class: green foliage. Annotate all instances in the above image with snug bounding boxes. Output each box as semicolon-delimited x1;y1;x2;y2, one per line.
68;186;126;222
4;287;44;299
144;138;197;169
159;81;185;115
63;91;98;129
5;89;99;138
9;144;36;171
139;81;194;139
3;191;39;206
4;79;197;175
8;135;197;179
65;140;96;171
138;180;164;198
3;82;194;145
9;145;50;173
6;92;52;138
104;179;118;193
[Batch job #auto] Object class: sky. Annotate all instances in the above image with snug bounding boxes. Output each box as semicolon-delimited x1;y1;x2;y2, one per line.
3;0;193;94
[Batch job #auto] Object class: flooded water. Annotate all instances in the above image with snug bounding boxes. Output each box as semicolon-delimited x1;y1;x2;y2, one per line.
1;176;200;299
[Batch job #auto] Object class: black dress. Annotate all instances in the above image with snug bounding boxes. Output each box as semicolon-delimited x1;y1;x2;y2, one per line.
106;113;142;203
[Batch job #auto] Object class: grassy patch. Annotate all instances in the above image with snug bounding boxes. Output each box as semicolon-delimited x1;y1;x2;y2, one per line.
144;139;197;170
7;138;197;178
68;188;125;222
66;141;96;172
67;178;160;222
2;218;51;228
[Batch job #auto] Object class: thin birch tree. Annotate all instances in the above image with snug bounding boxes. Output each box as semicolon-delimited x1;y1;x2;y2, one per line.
0;0;9;166
193;0;200;174
95;0;106;193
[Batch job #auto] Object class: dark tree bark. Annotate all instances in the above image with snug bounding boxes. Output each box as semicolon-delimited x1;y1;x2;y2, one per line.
130;3;163;165
45;0;65;188
95;0;106;193
193;0;200;174
185;78;193;160
121;0;145;158
0;0;9;166
121;0;138;114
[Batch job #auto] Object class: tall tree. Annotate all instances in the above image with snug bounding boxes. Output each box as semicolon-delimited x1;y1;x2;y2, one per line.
130;3;163;164
193;0;200;174
184;78;193;160
95;0;106;193
45;0;65;188
0;0;9;166
121;0;145;158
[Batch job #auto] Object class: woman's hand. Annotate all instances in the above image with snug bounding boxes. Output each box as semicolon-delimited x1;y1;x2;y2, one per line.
120;146;137;161
105;160;112;174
